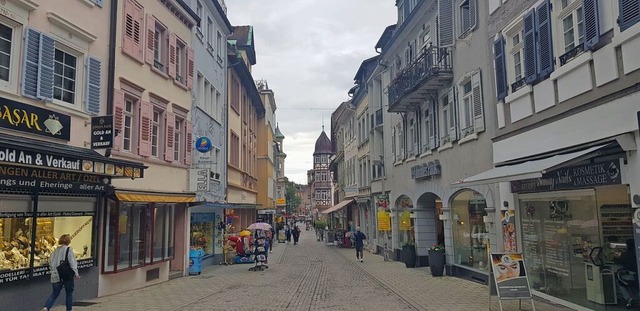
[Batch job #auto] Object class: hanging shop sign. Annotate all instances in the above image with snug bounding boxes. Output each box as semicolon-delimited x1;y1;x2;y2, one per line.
276;198;286;206
0;147;141;178
0;164;108;192
0;97;71;141
90;116;113;149
195;137;213;153
511;159;622;193
377;211;391;231
411;160;441;179
491;253;532;299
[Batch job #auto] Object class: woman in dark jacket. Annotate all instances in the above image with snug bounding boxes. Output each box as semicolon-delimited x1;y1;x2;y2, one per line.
292;226;301;245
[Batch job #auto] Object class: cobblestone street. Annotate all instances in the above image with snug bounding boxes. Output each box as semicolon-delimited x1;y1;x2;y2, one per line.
51;230;572;311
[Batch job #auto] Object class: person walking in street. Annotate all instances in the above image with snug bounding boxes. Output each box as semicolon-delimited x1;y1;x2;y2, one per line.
285;224;292;244
42;234;80;311
293;225;301;245
354;227;367;262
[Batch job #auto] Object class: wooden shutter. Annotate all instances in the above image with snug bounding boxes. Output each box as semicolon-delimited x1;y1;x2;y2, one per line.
113;89;125;151
21;28;40;99
469;0;478;30
472;71;485;133
494;36;508;100
145;14;155;65
523;9;537;84
618;0;640;32
187;47;194;89
37;33;55;101
429;101;436;149
164;112;175;162
184;120;193;165
448;87;457;142
168;32;177;78
85;57;101;115
583;0;600;49
536;0;554;78
138;100;151;157
438;0;454;47
122;0;143;62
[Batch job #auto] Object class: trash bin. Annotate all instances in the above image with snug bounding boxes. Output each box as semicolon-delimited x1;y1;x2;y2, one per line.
189;248;204;275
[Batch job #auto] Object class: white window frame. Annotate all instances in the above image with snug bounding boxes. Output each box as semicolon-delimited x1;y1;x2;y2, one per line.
460;0;471;35
460;80;473;131
123;95;139;153
0;17;20;93
503;16;524;95
52;44;84;111
174;116;184;162
150;107;163;158
556;0;584;54
195;1;204;40
152;22;168;72
175;38;186;84
216;31;223;61
207;17;214;54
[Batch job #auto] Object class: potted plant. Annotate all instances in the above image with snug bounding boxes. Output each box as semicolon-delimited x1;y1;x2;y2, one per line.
427;244;445;276
401;242;416;268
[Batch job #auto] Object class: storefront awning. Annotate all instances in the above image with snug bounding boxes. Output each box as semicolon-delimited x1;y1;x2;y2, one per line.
0;132;146;179
227;203;258;209
452;144;609;187
322;199;355;214
115;190;195;203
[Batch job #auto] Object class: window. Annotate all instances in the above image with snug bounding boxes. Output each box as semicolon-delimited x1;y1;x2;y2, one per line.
207;18;214;51
196;2;203;23
460;0;470;32
103;202;175;273
230;131;240;167
512;33;523;81
230;76;240;113
153;25;166;71
561;4;584;52
459;0;477;37
175;40;186;83
174;117;183;162
53;49;77;104
216;31;223;61
122;0;143;62
151;108;162;157
123;96;138;152
461;81;473;129
0;23;12;82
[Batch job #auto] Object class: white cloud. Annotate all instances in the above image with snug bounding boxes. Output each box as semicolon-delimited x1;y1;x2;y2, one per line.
225;0;397;184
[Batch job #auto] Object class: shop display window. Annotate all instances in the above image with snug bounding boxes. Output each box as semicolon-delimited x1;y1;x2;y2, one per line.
519;190;599;307
0;195;95;282
103;201;174;273
395;195;414;247
451;190;489;271
190;213;215;256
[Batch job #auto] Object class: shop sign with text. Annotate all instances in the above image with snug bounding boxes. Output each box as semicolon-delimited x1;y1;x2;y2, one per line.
0;164;108;192
90;116;113;149
511;159;622;193
411;160;441;179
0;97;71;140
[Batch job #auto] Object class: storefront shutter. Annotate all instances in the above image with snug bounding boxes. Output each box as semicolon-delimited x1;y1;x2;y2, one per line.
184;120;193;165
469;0;478;31
494;36;508;100
168;32;176;78
164;112;175;162
523;9;537;84
448;87;457;142
187;47;194;89
536;0;554;78
85;56;101;115
138;100;151;157
472;71;485;133
438;0;454;47
583;0;601;49
37;34;55;101
618;0;640;32
113;89;125;151
21;28;40;99
145;14;155;66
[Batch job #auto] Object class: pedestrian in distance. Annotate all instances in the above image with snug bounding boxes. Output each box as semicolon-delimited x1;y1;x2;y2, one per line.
42;234;80;311
293;225;301;245
285;224;292;244
354;227;366;262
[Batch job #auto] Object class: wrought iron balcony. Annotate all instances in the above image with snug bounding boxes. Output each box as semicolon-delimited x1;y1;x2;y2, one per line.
388;45;453;112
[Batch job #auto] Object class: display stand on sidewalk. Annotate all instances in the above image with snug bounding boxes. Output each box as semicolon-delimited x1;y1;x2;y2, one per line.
489;252;535;311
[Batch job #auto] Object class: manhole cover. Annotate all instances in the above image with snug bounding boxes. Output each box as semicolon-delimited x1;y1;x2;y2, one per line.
73;302;98;306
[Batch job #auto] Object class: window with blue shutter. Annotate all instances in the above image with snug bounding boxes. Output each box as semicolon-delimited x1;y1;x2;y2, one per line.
85;57;101;115
494;36;508;100
523;9;537;83
536;0;554;78
21;28;40;99
583;0;600;49
37;34;55;101
618;0;640;32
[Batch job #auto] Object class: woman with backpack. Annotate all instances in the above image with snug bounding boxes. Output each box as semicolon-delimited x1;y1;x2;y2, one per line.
42;234;80;311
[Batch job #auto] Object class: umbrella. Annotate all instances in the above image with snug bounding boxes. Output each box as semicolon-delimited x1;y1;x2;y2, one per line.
247;222;272;230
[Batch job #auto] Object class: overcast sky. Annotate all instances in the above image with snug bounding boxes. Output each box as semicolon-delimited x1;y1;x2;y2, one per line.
225;0;397;185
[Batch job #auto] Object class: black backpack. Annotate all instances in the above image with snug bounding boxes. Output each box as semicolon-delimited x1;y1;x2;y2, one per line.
56;247;75;281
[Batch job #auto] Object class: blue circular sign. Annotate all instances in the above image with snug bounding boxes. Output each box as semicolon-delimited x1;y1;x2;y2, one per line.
195;137;212;153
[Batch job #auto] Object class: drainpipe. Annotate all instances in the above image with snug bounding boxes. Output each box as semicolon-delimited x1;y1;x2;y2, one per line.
106;0;118;116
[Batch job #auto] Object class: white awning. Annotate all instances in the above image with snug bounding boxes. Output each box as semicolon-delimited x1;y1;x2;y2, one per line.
452;144;609;187
321;199;355;214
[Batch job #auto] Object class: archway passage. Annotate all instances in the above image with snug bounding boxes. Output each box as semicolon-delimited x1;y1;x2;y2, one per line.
415;192;443;266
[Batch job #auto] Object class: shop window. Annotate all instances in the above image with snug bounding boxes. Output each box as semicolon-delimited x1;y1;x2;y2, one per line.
451;190;488;271
103;202;174;273
0;195;95;284
396;195;414;247
190;213;215;256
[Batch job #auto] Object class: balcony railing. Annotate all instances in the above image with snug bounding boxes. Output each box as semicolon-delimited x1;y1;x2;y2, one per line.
559;42;585;66
388;45;453;112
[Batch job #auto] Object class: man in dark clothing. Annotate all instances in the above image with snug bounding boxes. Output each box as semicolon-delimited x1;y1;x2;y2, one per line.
354;227;366;262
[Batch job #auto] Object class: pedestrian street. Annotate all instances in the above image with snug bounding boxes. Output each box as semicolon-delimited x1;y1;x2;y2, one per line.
50;229;572;311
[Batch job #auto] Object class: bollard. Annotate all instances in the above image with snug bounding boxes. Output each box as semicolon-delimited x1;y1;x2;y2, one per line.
383;243;389;262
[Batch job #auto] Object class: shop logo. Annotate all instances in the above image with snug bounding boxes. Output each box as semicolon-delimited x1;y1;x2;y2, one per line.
526;206;536;218
549;199;572;220
43;115;63;136
195;137;212;153
607;162;620;181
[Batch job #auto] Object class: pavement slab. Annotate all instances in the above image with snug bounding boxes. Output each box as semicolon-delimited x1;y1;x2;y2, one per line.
49;227;573;311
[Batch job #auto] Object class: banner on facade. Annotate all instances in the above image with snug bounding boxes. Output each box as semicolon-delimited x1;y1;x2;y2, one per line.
399;210;411;230
501;210;517;253
377;211;390;231
491;253;532;299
